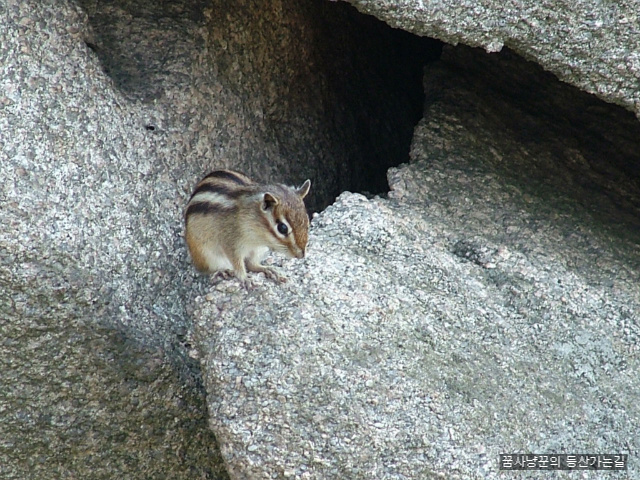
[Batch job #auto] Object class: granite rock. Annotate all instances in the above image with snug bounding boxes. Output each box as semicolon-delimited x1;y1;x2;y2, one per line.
0;0;429;478
3;0;640;478
194;47;640;479
343;0;640;119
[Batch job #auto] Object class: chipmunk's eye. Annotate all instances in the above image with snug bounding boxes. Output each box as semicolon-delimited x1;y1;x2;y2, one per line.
277;222;289;235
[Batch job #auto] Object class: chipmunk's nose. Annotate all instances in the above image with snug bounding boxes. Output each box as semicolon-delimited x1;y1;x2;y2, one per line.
295;247;305;259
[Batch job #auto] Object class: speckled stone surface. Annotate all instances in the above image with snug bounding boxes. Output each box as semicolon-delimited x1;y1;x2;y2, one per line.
0;0;430;478
342;0;640;119
194;48;640;480
0;1;228;478
3;0;640;477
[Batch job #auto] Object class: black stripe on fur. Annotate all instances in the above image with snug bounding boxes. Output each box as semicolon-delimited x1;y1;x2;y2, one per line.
203;170;250;185
186;201;236;217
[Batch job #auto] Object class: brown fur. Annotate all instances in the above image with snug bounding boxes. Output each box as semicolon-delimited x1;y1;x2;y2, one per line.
185;170;311;279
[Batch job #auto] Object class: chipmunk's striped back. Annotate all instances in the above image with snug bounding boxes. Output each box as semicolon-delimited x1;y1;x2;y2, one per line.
185;169;311;283
186;170;254;217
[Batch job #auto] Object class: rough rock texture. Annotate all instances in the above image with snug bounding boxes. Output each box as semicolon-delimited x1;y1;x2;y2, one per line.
0;0;432;478
343;0;640;119
78;0;437;205
1;2;227;478
4;0;640;477
201;0;439;198
194;46;640;479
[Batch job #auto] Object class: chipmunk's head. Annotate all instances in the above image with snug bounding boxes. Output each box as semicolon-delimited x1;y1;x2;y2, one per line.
259;179;311;259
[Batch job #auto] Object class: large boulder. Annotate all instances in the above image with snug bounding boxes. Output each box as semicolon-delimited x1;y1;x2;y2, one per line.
1;1;227;477
343;0;640;118
0;0;430;477
2;0;640;478
194;45;640;479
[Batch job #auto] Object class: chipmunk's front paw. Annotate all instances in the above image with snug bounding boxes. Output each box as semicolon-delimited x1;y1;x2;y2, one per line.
211;270;234;282
262;267;287;283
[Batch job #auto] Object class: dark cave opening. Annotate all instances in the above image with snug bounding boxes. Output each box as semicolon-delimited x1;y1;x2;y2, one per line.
77;0;442;209
77;0;640;218
304;4;443;198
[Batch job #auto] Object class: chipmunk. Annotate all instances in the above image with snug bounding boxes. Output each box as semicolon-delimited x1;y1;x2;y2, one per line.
185;169;311;284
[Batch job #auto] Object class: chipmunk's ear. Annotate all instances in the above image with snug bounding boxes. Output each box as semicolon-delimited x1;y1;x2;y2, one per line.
297;179;311;199
262;192;279;211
